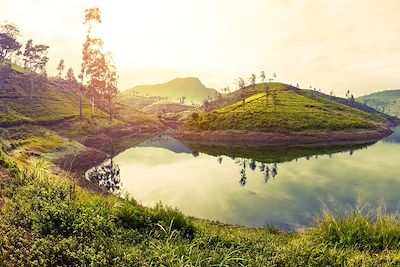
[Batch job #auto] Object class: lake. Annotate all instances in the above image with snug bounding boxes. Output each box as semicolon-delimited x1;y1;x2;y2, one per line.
89;126;400;230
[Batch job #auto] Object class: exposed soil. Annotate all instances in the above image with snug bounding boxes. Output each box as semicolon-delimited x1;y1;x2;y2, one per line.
173;128;393;146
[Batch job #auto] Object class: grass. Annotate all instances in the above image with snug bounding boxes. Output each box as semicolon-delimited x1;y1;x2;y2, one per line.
0;70;161;130
1;132;400;266
185;83;380;132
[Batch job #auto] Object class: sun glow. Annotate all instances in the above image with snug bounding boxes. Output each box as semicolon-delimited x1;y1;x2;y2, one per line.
1;0;400;94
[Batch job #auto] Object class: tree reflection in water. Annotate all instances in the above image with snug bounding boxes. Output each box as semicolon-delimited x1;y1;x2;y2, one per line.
185;140;375;188
239;159;247;187
87;158;121;193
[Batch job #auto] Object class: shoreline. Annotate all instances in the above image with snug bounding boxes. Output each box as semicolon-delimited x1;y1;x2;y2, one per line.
173;127;393;146
54;125;165;194
56;124;395;195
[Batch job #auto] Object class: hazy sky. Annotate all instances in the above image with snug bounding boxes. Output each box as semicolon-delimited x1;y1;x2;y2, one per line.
0;0;399;96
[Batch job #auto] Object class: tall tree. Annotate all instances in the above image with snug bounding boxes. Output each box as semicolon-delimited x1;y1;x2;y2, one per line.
273;72;277;80
102;53;119;121
57;59;65;79
81;7;102;120
0;21;21;63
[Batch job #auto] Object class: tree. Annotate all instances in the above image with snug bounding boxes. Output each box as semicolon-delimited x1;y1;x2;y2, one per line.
236;77;245;90
23;39;49;73
22;39;49;99
57;59;65;79
66;67;77;92
0;21;21;63
66;67;77;83
273;72;277;80
222;86;230;93
81;7;102;120
102;53;119;121
249;74;256;89
260;71;266;83
180;96;186;104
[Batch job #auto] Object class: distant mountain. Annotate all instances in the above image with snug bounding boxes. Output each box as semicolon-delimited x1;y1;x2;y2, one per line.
357;90;400;117
122;77;218;103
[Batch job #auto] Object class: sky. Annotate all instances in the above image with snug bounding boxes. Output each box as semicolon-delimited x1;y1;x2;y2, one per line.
0;0;399;96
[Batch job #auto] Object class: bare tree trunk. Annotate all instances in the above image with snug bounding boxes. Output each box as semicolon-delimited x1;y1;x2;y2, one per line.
79;91;83;121
30;77;33;100
91;96;95;119
109;97;112;122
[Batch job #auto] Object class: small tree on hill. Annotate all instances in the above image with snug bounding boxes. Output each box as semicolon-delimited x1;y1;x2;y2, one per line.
66;67;77;92
260;71;266;83
57;59;65;79
272;72;277;81
66;67;76;82
249;74;256;89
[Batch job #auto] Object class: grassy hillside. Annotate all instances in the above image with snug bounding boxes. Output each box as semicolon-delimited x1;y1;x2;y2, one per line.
0;69;161;129
123;77;218;103
143;102;194;115
118;94;158;109
0;70;105;126
186;83;384;132
357;89;400;117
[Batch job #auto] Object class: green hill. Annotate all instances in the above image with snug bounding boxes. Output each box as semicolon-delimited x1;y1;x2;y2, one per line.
0;68;160;129
357;89;400;117
185;83;389;132
123;77;218;103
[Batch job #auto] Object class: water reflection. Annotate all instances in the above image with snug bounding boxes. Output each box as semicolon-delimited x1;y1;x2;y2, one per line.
188;142;373;187
90;128;400;229
188;142;374;165
383;126;400;143
86;158;122;193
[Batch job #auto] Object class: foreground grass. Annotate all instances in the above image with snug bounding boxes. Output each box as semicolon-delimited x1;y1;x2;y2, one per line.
1;144;400;266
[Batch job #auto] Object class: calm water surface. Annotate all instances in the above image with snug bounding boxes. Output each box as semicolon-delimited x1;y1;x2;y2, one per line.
95;126;400;230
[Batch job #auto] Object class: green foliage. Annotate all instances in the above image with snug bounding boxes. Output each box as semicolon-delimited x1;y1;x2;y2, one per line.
185;84;378;132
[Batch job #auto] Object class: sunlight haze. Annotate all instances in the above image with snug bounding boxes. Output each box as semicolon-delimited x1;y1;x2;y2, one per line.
1;0;399;96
